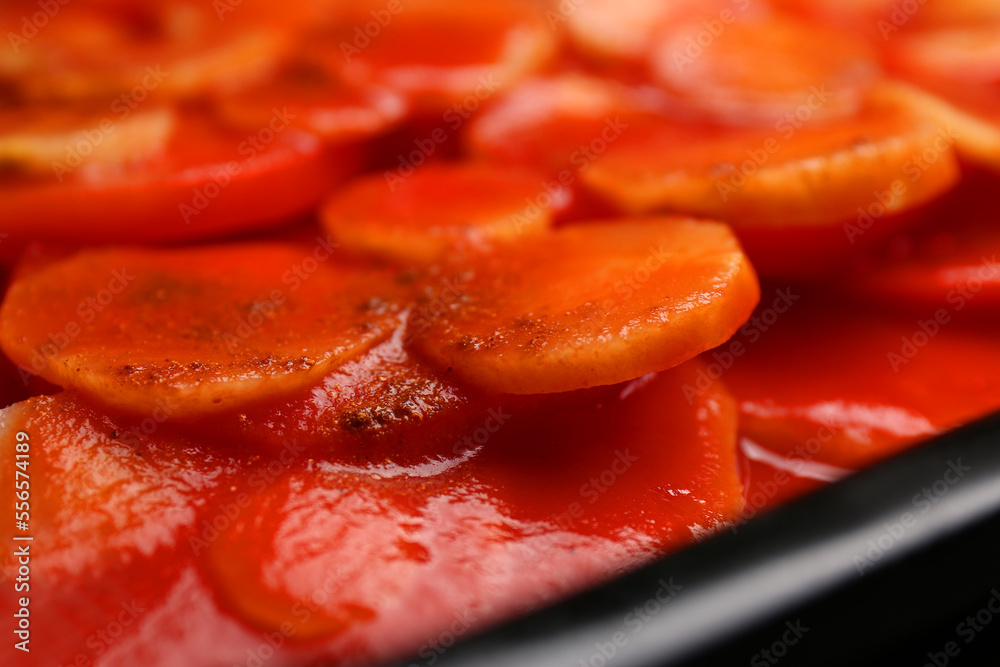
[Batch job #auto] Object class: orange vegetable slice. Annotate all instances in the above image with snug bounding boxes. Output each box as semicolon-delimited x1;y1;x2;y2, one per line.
320;162;571;264
197;332;505;465
214;63;408;144
0;105;175;173
0;111;355;243
890;25;1000;85
879;24;1000;172
410;218;759;394
649;12;880;125
201;361;744;661
0;243;406;416
565;0;689;63
582;100;960;228
321;0;555;105
465;74;667;170
1;2;291;102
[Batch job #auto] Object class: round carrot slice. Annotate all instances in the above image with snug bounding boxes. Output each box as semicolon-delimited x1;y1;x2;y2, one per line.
582;100;960;228
565;0;691;63
0;243;406;416
0;105;175;173
650;12;880;125
200;361;744;658
870;80;1000;173
319;0;555;105
890;25;1000;85
0;110;355;243
465;74;668;170
1;2;292;102
196;332;508;465
214;62;408;144
410;218;759;394
320;162;572;264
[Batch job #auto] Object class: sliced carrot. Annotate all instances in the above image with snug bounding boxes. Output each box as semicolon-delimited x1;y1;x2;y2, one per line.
465;74;668;170
565;0;691;63
196;332;509;465
410;218;759;394
214;62;408;144
201;360;744;659
1;3;292;102
0;105;175;173
0;111;355;243
0;243;406;416
890;25;1000;85
869;80;1000;172
723;292;1000;469
319;0;555;106
320;162;571;264
650;12;880;125
0;393;237;665
879;24;1000;172
582;100;960;228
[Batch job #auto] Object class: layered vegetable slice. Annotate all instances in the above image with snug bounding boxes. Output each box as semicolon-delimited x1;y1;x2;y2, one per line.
581;99;960;276
582;100;958;226
0;2;292;102
880;21;1000;172
722;292;1000;469
0;110;355;243
409;218;759;394
650;10;880;125
213;62;408;144
465;74;667;171
0;243;406;416
201;360;744;664
196;331;504;465
318;0;555;106
320;162;571;263
0;393;241;666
